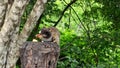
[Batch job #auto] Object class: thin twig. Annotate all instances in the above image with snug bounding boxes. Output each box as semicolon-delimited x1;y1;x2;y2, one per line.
53;0;77;27
63;0;88;33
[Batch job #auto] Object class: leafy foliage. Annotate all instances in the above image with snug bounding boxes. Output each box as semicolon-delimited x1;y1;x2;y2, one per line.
18;0;120;68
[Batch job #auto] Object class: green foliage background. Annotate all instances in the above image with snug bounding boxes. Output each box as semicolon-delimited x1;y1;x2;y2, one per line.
18;0;120;68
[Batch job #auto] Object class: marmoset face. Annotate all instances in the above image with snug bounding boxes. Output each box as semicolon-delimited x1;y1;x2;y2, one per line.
36;27;60;45
39;28;51;39
36;28;52;42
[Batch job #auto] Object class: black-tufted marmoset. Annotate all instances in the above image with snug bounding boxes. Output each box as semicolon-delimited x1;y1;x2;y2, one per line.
35;27;60;45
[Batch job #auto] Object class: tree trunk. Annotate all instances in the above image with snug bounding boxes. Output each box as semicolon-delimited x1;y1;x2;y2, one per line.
0;0;47;68
20;42;60;68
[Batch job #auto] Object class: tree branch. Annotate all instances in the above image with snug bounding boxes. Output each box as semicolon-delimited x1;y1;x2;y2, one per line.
0;0;30;67
0;0;29;54
0;1;8;30
29;14;43;40
18;0;47;46
63;0;88;33
53;0;77;27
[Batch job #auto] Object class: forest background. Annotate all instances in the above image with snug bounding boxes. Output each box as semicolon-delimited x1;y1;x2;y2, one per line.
16;0;120;68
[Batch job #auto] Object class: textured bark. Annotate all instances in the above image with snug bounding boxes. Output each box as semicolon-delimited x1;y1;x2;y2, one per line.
4;0;30;68
0;0;30;68
18;0;46;44
0;0;47;68
20;42;60;68
0;1;7;30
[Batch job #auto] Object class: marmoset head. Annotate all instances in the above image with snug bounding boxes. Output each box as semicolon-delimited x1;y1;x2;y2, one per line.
35;27;60;45
39;28;51;38
36;28;52;41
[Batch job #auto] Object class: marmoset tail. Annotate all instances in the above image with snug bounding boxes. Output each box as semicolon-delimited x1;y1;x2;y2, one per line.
36;27;60;45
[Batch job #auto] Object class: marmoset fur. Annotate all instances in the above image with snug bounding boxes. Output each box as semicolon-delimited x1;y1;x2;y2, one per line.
36;27;60;45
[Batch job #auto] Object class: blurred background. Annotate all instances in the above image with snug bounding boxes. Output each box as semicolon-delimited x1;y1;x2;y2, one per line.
18;0;120;68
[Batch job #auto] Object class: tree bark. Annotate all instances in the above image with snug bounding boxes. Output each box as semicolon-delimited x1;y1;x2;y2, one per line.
0;1;7;30
20;42;60;68
0;0;47;68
